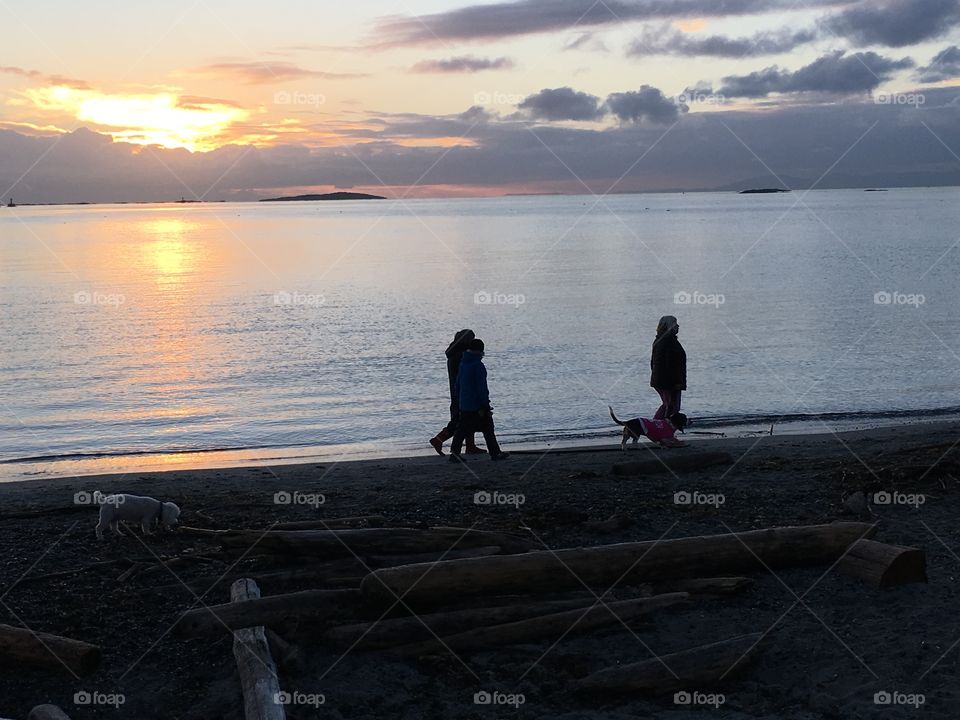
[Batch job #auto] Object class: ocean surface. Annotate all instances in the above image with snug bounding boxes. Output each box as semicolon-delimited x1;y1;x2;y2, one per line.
2;189;959;480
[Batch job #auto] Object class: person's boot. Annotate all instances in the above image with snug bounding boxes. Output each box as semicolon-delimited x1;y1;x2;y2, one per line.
465;436;487;455
430;429;453;456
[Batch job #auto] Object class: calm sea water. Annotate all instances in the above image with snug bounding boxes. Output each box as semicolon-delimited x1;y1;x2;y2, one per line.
2;189;959;479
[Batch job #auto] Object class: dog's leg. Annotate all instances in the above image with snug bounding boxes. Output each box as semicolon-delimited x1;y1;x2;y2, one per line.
95;520;105;541
111;520;124;537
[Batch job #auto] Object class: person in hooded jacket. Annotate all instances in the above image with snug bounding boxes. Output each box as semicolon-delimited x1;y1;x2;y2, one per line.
449;338;509;462
429;329;486;455
650;315;687;420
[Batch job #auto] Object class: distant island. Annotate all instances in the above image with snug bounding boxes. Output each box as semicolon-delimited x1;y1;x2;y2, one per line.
260;192;386;202
739;188;792;194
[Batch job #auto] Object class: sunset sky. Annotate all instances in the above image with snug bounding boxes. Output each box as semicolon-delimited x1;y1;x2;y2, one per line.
2;0;960;201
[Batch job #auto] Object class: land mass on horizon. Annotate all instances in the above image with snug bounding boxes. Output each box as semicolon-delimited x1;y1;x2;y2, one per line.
260;192;387;202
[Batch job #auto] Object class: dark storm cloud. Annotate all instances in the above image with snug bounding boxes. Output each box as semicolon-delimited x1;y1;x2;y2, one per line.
517;87;605;121
374;0;855;45
825;0;960;48
411;56;515;73
916;45;960;82
606;86;687;124
628;26;818;57
718;51;914;97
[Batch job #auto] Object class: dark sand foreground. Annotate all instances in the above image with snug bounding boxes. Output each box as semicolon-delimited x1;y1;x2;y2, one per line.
1;423;959;719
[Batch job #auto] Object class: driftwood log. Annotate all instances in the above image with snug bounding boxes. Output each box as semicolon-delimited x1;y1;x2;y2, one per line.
611;451;735;477
158;546;504;595
28;706;72;720
655;577;754;597
0;624;100;676
175;589;357;636
324;597;604;650
393;593;688;656
362;523;876;605
837;539;927;589
188;527;536;556
231;579;286;720
576;632;764;694
273;515;386;531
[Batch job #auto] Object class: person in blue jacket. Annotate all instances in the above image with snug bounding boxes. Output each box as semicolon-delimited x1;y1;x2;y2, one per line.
449;338;509;462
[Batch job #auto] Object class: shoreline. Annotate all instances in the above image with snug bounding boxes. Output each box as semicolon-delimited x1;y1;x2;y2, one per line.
2;420;956;497
3;413;959;485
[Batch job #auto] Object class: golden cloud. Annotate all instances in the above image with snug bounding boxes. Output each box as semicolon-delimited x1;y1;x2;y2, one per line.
24;86;249;151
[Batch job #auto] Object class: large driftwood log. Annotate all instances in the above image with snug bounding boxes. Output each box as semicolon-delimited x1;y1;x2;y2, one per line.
362;523;876;605
576;632;764;694
273;515;386;531
231;579;286;720
394;593;688;656
0;624;100;676
611;451;735;477
159;546;503;595
325;597;603;650
194;527;535;556
837;539;927;589
654;577;754;597
175;589;357;636
28;706;72;720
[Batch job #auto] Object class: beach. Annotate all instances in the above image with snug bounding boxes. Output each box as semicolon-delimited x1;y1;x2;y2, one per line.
1;422;958;719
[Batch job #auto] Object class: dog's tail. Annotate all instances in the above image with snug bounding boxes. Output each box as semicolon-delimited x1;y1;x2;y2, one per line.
609;406;626;427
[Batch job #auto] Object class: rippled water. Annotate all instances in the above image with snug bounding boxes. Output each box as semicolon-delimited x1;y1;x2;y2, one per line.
1;189;959;479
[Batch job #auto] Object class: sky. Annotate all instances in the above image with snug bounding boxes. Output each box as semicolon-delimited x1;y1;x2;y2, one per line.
1;0;960;201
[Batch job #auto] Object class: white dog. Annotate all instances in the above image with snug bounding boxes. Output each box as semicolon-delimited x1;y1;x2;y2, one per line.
95;493;181;540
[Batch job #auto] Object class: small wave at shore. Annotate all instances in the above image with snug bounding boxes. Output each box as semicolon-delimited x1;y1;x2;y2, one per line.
3;406;958;468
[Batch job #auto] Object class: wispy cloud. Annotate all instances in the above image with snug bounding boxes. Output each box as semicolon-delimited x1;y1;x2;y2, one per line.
0;65;89;89
411;56;515;73
715;50;914;98
189;61;366;84
373;0;855;45
628;25;818;57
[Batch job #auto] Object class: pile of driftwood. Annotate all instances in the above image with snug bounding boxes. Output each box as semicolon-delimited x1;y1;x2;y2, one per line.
0;517;927;720
168;519;924;719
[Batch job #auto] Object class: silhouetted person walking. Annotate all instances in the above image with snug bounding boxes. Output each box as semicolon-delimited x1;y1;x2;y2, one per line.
449;338;509;462
651;315;686;419
430;329;486;456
